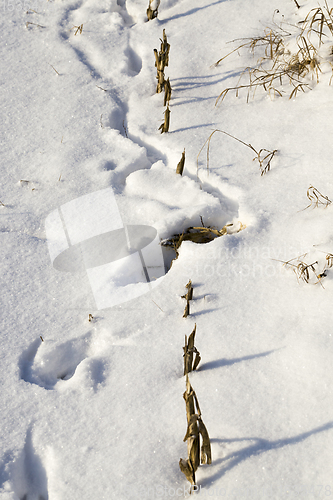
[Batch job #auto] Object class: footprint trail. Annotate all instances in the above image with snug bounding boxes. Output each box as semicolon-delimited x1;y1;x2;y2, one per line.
9;427;48;500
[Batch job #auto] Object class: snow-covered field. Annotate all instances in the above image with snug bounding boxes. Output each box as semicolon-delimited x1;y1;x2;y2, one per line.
2;0;333;498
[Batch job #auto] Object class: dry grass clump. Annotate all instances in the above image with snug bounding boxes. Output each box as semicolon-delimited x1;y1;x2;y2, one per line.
215;3;333;104
280;252;333;285
197;129;277;176
303;185;332;209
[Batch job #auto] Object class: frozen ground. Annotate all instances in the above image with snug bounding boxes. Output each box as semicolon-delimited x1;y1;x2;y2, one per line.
1;0;333;498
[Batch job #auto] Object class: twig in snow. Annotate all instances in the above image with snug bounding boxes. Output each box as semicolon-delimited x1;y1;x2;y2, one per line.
49;64;60;76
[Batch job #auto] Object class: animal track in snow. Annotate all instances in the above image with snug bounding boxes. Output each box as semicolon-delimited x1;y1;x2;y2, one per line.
115;0;135;26
124;44;142;76
56;0;144;158
53;0;246;262
19;334;107;391
9;427;49;500
58;0;142;78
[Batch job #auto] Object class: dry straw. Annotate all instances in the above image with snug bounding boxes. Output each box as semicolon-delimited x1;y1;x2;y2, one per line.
303;185;332;210
71;24;83;35
277;252;333;285
214;3;333;104
26;21;45;29
197;129;277;176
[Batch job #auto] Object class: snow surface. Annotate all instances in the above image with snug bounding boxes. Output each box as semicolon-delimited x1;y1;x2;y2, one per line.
1;0;333;498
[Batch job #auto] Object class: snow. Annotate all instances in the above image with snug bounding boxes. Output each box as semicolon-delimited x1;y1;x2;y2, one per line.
1;0;333;498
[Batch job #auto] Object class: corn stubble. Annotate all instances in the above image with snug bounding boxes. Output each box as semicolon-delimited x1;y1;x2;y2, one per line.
183;323;201;374
164;77;172;106
179;375;212;489
154;29;170;94
159;106;170;133
147;0;160;20
154;30;172;132
178;323;211;489
182;280;194;318
176;149;185;175
215;3;333;104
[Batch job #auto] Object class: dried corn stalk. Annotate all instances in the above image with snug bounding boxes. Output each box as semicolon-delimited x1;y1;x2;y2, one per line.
179;376;212;487
147;0;160;20
185;280;193;301
158;106;170;133
161;29;170;66
183;414;200;473
182;279;193;318
179;458;195;486
198;418;212;465
154;49;165;93
164;77;172;106
183;324;201;375
176;149;185;175
162;222;245;251
183;300;190;318
154;29;170;93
